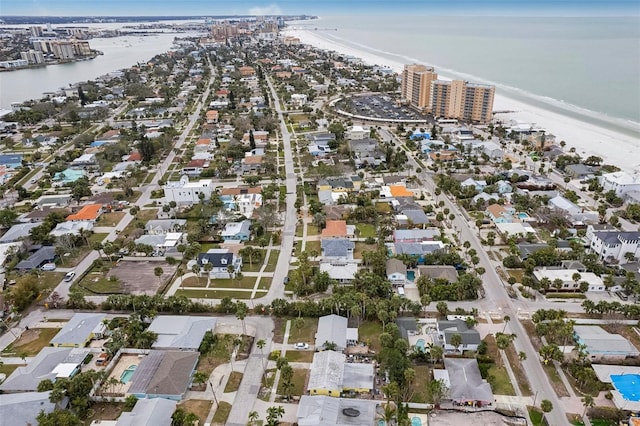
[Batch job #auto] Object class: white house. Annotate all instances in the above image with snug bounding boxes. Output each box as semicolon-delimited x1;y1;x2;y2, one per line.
599;172;640;197
386;258;407;287
346;125;368;140
589;231;640;264
163;175;214;205
291;93;308;108
548;195;581;216
532;268;606;291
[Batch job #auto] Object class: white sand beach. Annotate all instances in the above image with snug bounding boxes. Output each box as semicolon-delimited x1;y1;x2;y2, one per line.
286;29;640;174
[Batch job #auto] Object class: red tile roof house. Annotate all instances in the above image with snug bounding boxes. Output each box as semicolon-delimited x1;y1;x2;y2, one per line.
66;204;103;222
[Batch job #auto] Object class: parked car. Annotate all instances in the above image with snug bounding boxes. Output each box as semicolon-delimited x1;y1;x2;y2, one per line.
64;271;76;282
294;342;309;350
41;263;56;271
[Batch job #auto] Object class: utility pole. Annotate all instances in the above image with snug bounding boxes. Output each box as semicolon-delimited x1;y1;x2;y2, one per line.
208;381;219;405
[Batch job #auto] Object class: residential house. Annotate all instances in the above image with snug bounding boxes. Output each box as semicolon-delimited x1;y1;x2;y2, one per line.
590;231;640;264
148;315;217;351
346;125;368;140
114;397;177;426
65;204;103;222
0;154;23;169
319;262;358;284
0;392;56;426
0;222;40;243
296;396;378;426
50;220;94;237
291;93;308;107
532;268;605;291
205;110;219;124
15;246;56;271
144;219;187;235
418;265;459;283
321;238;354;261
50;313;107;347
573;326;640;361
195;249;242;278
315;314;358;351
380;185;414;199
349;138;384;168
485;204;516;224
220;220;251;241
21;207;70;223
436;319;481;352
0;347;89;392
321;220;354;238
70;153;98;169
36;194;72;208
163;176;214;205
565;164;596;179
135;232;184;254
393;228;440;243
461;178;487;192
496;180;513;194
0;242;25;266
241;155;263;174
599;172;640;197
307;351;374;397
548;195;581;216
386;258;407;286
435;358;493;407
127;350;199;400
392;241;445;259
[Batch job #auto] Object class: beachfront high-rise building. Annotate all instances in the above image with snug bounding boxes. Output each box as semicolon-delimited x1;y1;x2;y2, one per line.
429;79;495;124
401;64;438;111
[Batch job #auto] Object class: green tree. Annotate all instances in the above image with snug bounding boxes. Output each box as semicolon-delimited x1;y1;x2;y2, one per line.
37;410;81;426
154;267;164;286
266;405;285;426
540;399;553;413
450;333;462;353
581;394;595;417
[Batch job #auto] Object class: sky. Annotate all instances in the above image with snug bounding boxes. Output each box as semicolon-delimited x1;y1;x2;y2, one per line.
1;0;639;17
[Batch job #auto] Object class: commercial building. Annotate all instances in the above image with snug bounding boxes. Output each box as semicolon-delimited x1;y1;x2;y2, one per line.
401;64;438;111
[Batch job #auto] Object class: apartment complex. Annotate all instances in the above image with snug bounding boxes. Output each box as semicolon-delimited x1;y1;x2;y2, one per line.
401;63;495;124
401;64;438;111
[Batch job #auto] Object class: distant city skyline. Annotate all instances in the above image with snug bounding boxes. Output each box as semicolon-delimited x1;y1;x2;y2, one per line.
1;0;639;17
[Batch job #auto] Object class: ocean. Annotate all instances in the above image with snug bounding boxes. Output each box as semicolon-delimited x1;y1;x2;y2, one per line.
296;16;640;136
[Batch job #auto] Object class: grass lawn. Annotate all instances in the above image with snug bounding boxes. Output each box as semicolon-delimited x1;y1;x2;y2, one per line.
2;328;60;356
354;242;378;259
174;289;267;299
180;276;208;288
258;277;272;290
358;321;383;353
507;269;525;283
285;350;314;363
528;406;544;426
375;202;392;214
84;402;125;425
285;317;318;344
483;334;516;396
224;371;243;393
209;276;257;289
59;246;92;268
305;240;321;254
505;343;532;396
355;223;376;238
277;368;307;397
264;250;279;272
410;365;430;403
177;400;212;426
133;209;158;222
307;224;319;236
543;363;570;397
212;402;232;424
197;335;233;376
22;271;65;293
98;212;126;226
76;267;121;294
88;233;109;244
0;364;19;377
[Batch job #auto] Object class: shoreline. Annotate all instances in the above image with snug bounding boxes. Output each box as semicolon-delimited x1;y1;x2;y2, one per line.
286;28;640;174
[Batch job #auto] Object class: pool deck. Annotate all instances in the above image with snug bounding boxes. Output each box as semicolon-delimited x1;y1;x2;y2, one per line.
407;320;439;350
107;354;143;394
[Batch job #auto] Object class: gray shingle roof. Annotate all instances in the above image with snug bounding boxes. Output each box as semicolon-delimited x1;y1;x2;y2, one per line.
438;320;481;345
128;350;198;397
315;314;347;349
116;396;177;426
297;396;378;426
0;391;55;426
321;238;354;258
148;316;216;350
444;358;493;402
15;246;56;270
418;265;459;283
50;313;106;346
386;258;406;276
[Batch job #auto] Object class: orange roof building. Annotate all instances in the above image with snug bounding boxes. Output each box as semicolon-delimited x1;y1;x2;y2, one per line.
242;156;263;165
66;204;103;222
389;185;413;197
321;220;348;238
205;110;219;123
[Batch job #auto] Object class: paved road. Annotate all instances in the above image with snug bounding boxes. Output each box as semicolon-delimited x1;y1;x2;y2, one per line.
380;127;570;425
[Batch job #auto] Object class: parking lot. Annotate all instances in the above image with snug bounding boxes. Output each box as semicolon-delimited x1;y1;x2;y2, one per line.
336;94;425;121
107;260;178;295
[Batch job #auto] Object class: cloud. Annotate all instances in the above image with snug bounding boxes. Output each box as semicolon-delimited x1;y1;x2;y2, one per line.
248;4;283;15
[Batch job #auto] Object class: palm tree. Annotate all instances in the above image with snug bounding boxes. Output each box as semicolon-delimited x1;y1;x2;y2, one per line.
248;411;259;426
502;315;511;333
581;394;594;417
153;267;164;287
266;405;285;426
256;339;267;370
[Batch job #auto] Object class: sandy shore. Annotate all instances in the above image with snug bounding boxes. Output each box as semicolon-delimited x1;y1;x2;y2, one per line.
286;29;640;174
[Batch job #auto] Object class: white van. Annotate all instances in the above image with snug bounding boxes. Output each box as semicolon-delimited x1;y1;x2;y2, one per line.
41;263;56;271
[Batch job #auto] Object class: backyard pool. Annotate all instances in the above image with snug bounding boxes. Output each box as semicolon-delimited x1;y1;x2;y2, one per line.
120;365;137;384
416;339;426;353
407;271;415;281
517;212;530;219
412;417;422;426
611;374;640;401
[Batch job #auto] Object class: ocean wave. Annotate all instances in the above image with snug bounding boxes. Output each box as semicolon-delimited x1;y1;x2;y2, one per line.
309;31;640;134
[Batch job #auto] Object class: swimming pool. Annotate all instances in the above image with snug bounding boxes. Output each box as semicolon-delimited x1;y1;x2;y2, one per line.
517;212;530;219
407;271;415;281
611;374;640;401
120;365;137;384
416;339;426;352
412;417;422;426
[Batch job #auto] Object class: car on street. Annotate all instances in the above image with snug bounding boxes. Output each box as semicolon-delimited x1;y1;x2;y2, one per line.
294;342;309;350
64;271;76;282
